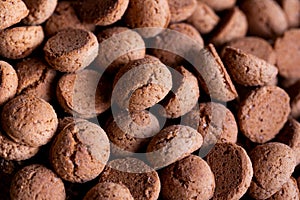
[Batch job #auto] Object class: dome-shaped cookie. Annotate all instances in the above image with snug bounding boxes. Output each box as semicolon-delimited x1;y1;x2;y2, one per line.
277;0;300;28
168;0;197;23
267;177;300;200
0;61;18;106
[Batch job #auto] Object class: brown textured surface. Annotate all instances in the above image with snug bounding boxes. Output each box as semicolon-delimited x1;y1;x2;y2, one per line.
238;86;290;143
199;0;236;11
0;26;44;59
291;92;300;119
98;157;160;200
267;177;300;200
0;61;18;106
249;142;296;199
168;0;197;23
44;28;98;73
16;57;57;102
57;117;85;134
0;0;29;30
160;155;215;200
222;46;278;86
1;94;58;147
207;142;253;200
10;164;65;200
278;0;300;28
146;125;203;169
50;120;110;183
22;0;57;25
83;182;134;200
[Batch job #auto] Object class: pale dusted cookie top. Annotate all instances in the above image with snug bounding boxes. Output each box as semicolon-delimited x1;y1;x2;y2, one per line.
168;0;197;23
0;61;18;106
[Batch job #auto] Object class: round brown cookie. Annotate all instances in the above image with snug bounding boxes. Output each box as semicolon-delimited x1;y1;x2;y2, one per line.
83;182;134;200
146;125;203;169
238;86;290;143
0;0;29;30
96;27;146;75
45;1;95;36
56;69;111;118
193;44;238;102
225;36;276;65
50;120;110;183
44;28;98;73
105;110;160;157
168;0;197;23
0;26;44;59
10;164;65;200
123;0;170;38
161;66;199;118
240;0;287;38
22;0;57;25
151;23;204;67
277;0;300;28
275;29;300;79
98;157;160;200
15;58;57;102
210;7;248;47
75;0;129;26
160;155;215;200
249;142;296;199
206;142;253;200
0;131;39;161
187;1;219;34
222;46;278;86
267;177;300;200
0;61;18;106
1;94;58;147
113;55;172;112
199;0;236;11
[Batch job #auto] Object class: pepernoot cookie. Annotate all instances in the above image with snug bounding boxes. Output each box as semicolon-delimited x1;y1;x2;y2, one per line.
83;182;134;200
98;157;160;200
0;0;29;30
249;142;296;199
238;86;290;143
199;0;236;11
1;94;58;147
50;120;110;183
10;164;65;200
168;0;197;23
160;155;215;200
146;125;203;169
0;26;44;59
22;0;57;25
15;57;57;102
207;142;253;200
113;55;172;112
277;0;300;28
267;177;300;200
0;61;18;106
44;28;99;73
222;46;278;86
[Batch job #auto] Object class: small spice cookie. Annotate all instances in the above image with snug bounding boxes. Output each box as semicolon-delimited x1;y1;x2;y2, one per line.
16;58;57;102
45;1;95;36
113;55;172;112
56;69;111;118
160;155;215;200
96;27;146;75
22;0;57;25
277;0;300;28
199;0;236;11
249;142;296;199
222;46;278;86
267;177;300;200
187;1;219;34
1;94;58;147
0;0;29;30
123;0;170;38
240;0;287;38
99;157;160;200
83;182;134;200
193;44;238;102
0;26;44;59
225;36;276;65
50;120;110;183
0;61;18;106
146;125;203;169
44;28;98;73
210;7;248;46
168;0;197;23
10;164;65;200
207;142;253;200
75;0;129;26
238;86;290;143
